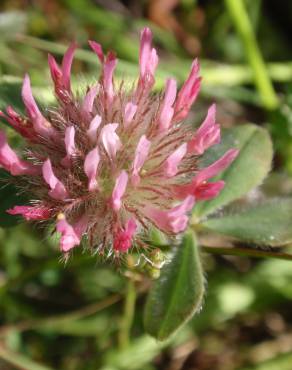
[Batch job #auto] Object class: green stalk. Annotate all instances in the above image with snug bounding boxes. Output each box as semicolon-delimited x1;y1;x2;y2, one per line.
15;35;292;88
118;279;136;350
201;245;292;261
224;0;279;110
0;293;121;337
0;344;53;370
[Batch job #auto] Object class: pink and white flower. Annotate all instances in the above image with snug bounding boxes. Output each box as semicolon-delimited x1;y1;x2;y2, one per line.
0;28;238;257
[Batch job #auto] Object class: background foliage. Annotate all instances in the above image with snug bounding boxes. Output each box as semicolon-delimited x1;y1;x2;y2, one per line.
1;0;292;369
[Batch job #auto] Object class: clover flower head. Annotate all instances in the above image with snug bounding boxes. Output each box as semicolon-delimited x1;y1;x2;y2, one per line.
0;28;238;259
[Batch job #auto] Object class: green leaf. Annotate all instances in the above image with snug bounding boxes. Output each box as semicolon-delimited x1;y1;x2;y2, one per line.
201;198;292;246
144;230;204;340
195;124;273;218
104;335;166;370
239;352;292;370
0;78;23;113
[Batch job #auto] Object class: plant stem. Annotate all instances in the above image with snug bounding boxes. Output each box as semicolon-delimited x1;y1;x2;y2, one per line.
15;35;292;87
118;279;136;350
201;245;292;261
0;294;121;337
0;344;53;370
0;283;149;338
224;0;279;110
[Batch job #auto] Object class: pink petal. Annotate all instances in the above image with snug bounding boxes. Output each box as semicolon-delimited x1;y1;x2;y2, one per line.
140;27;152;77
48;54;66;101
174;59;201;122
167;195;195;222
114;218;137;252
139;27;158;80
7;205;51;220
194;180;225;200
0;131;39;175
42;159;69;200
100;123;122;159
172;149;238;200
0;109;22;135
166;196;195;233
84;147;100;191
73;214;88;238
22;74;56;138
196;103;216;133
87;114;102;144
88;40;104;63
89;44;118;101
61;126;76;167
56;215;80;252
48;54;62;86
158;78;177;133
163;143;187;178
194;148;239;185
132;135;151;186
124;102;137;128
87;114;101;144
188;104;220;154
112;170;128;211
103;52;117;103
149;48;159;76
48;43;76;97
1;106;35;140
144;195;195;233
174;180;226;201
21;74;41;119
65;126;76;155
61;42;77;92
82;84;99;115
56;214;88;253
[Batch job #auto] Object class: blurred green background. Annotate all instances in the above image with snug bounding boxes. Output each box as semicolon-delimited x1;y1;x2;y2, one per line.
1;0;292;369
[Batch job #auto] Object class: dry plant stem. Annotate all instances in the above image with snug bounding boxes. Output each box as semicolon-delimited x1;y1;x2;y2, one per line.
118;279;137;350
201;245;292;261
